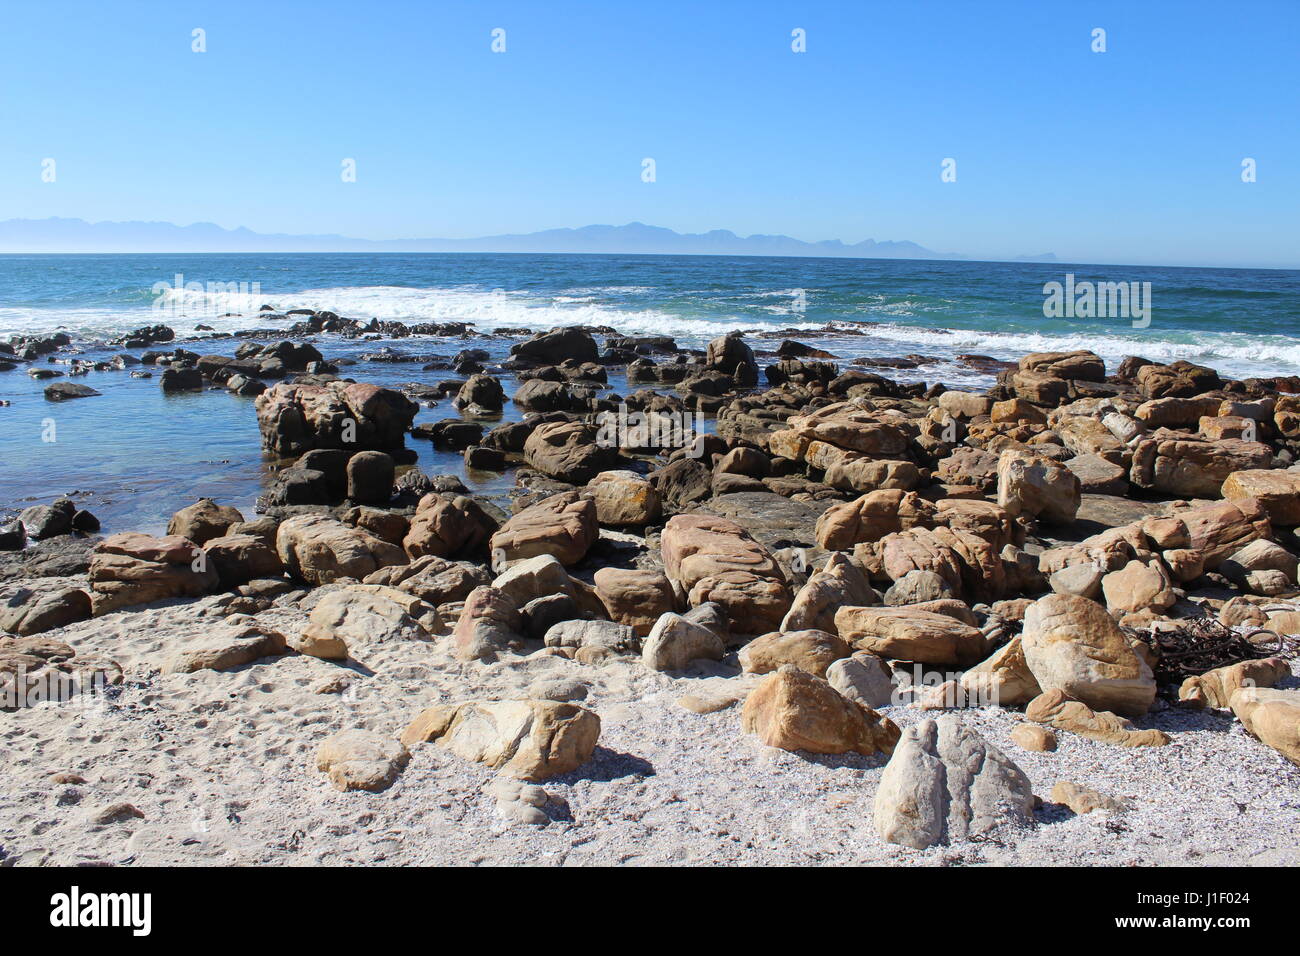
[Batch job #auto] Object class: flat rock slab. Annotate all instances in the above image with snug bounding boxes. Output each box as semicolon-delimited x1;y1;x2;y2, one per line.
699;492;829;550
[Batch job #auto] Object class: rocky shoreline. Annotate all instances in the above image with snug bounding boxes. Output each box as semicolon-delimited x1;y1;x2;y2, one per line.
3;315;1300;866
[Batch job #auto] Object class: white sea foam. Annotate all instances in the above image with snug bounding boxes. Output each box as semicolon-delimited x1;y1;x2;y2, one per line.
4;282;1299;381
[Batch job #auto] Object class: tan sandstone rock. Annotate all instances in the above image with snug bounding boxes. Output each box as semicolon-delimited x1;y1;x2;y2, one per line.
740;664;900;755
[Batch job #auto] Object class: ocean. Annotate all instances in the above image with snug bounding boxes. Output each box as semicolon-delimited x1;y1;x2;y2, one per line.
2;252;1299;534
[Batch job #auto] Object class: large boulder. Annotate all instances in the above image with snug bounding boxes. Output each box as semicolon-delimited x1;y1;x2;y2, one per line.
523;420;619;483
593;568;676;636
640;612;725;671
996;449;1081;524
739;629;851;678
1221;469;1300;526
835;605;987;667
1130;436;1273;497
402;493;496;560
815;490;935;551
451;586;523;661
1020;594;1156;717
586;471;661;526
740;664;900;755
166;498;244;546
509;327;599;366
201;533;284;589
780;553;879;633
490;492;598;567
253;381;418;455
1230;687;1300;766
303;584;442;651
363;553;490;606
402;699;601;780
88;533;219;615
0;585;92;635
660;514;792;635
275;514;406;586
874;717;1034;849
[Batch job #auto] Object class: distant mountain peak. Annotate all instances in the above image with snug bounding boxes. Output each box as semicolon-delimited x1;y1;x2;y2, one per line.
0;216;982;260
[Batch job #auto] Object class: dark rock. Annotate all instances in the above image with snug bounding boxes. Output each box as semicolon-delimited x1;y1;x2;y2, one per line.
43;382;100;401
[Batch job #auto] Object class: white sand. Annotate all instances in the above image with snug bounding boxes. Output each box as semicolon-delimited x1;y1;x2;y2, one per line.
2;585;1299;867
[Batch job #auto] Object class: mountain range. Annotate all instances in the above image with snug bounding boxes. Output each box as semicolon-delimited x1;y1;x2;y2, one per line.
0;217;1059;260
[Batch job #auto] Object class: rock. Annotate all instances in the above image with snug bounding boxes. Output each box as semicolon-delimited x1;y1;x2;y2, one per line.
835;605;987;667
587;470;661;526
826;652;896;708
276;514;406;585
488;778;553;826
873;716;1035;849
402;492;496;560
303;584;441;651
402;699;601;780
593;568;676;636
160;366;203;391
1052;780;1123;814
346;451;395;505
660;514;792;635
1130;436;1273;497
489;492;598;567
0;585;92;635
1220;539;1298;593
1179;658;1289;710
937;390;992;418
781;552;879;633
510;327;599;366
166;498;244;546
705;332;759;384
454;374;505;414
741;664;900;755
163;619;288;673
739;629;851;677
254;381;418;455
1020;594;1156;717
199;533;283;589
545;619;636;655
363;553;489;605
1229;686;1300;766
1067;453;1129;495
451;586;523;661
1011;723;1057;752
44;381;100;401
959;636;1042;707
491;553;575;606
1221;469;1300;525
996;448;1081;524
1100;559;1177;615
87;803;145;826
884;569;956;606
650;458;712;510
1049;563;1104;599
88;533;219;615
641;612;725;671
464;445;506;471
315;730;410;792
1025;689;1169;746
342;506;408;545
19;499;76;540
523;420;619;483
815;489;934;551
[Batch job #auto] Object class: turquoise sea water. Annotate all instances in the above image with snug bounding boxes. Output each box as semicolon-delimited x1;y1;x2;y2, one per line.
2;253;1298;533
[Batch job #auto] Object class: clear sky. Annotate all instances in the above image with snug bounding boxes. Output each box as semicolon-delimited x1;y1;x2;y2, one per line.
1;0;1296;267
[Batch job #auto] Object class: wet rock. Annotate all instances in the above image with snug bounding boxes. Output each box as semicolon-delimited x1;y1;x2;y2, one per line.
43;382;100;401
254;381;418;455
20;499;77;541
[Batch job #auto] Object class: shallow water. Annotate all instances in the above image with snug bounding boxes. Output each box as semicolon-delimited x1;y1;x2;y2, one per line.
2;252;1298;534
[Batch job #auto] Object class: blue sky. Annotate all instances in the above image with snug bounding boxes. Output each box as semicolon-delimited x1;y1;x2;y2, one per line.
1;0;1296;267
